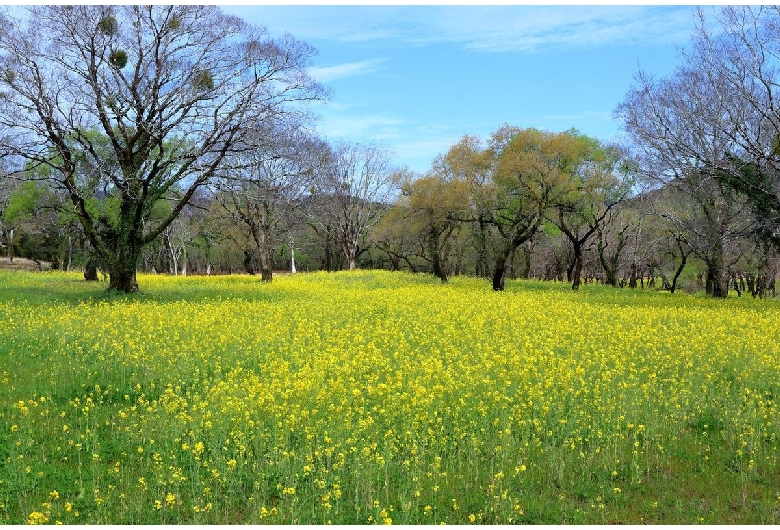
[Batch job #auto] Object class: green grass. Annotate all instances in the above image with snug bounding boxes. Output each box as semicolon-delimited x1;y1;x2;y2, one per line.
1;269;779;524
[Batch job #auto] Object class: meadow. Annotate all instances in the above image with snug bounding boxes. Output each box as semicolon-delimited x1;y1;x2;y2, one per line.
1;269;779;524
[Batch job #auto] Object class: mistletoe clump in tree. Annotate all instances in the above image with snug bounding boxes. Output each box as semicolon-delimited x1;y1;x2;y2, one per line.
0;5;325;291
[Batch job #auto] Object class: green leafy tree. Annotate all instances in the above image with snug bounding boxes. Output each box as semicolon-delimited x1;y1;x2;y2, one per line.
1;179;43;263
396;171;471;283
548;134;631;291
488;127;595;291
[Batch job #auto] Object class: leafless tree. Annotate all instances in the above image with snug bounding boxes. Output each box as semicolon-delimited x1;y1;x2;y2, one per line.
0;5;325;291
216;122;322;282
312;142;395;271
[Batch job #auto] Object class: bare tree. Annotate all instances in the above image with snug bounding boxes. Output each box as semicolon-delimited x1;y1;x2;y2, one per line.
688;6;780;215
615;32;754;296
313;142;395;271
216;123;321;282
0;5;325;291
615;6;780;295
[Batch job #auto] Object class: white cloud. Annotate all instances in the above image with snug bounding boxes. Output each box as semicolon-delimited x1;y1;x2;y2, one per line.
313;107;467;172
316;112;405;142
308;59;385;83
407;6;695;53
226;5;696;53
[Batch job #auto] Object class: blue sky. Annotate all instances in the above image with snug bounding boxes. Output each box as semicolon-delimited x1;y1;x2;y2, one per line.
223;5;699;174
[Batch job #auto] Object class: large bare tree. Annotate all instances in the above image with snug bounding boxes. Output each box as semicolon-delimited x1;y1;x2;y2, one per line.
614;6;778;296
0;5;325;291
313;142;395;271
216;122;322;282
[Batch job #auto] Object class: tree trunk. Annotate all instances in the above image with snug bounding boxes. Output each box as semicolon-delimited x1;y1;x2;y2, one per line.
492;253;508;291
492;243;517;290
491;215;542;291
475;217;489;278
597;226;626;288
105;234;142;292
669;247;688;294
521;239;533;279
705;240;727;298
570;242;583;291
108;262;138;292
349;242;358;270
732;273;742;297
84;256;99;281
66;234;73;272
753;242;770;298
433;254;448;283
705;262;727;298
259;248;273;282
429;226;448;283
243;249;255;275
323;239;333;271
290;236;297;274
6;228;13;264
571;254;584;291
599;242;618;287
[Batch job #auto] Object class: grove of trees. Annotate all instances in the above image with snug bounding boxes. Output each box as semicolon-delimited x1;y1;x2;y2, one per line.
2;5;780;298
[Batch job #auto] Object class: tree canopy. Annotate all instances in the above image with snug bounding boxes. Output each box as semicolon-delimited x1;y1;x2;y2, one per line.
0;5;325;291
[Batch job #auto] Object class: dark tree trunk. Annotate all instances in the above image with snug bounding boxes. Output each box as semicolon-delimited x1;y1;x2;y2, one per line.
753;242;770;298
570;241;583;291
105;232;142;292
747;274;756;295
243;249;255;275
491;215;541;291
429;226;450;284
705;264;728;298
669;245;689;294
323;243;332;271
84;256;99;281
108;262;138;292
571;253;584;291
492;255;507;291
597;226;626;288
433;254;448;283
732;273;742;297
705;240;727;298
474;216;489;278
259;249;273;282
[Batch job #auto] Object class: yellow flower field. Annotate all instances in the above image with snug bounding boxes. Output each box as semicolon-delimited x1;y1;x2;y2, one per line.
1;270;779;523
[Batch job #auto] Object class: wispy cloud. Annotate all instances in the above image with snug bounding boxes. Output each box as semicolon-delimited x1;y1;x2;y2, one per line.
314;107;469;172
308;59;385;83
316;111;405;142
228;5;696;53
421;6;695;53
